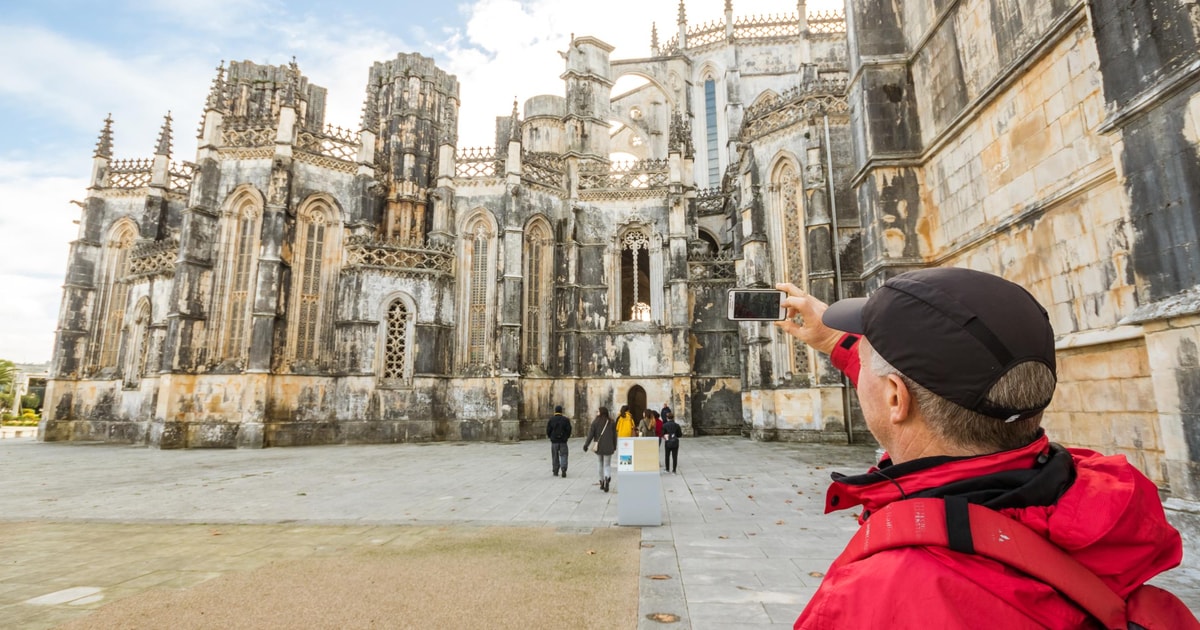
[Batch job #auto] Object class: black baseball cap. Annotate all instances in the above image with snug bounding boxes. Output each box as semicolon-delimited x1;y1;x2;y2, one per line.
822;268;1056;420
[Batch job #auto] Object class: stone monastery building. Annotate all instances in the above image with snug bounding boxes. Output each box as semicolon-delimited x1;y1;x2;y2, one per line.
42;1;1200;505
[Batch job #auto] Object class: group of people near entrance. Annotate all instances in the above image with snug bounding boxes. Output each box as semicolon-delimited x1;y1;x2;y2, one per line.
545;403;681;492
547;267;1200;629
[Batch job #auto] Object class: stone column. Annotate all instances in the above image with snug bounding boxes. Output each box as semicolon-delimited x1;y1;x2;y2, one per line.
844;0;926;288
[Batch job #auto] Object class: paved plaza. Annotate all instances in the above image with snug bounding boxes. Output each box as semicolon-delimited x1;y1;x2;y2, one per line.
0;433;1197;628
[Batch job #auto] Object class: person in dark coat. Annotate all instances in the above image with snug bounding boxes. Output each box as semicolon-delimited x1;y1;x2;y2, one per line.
546;405;572;477
582;406;618;492
662;414;682;473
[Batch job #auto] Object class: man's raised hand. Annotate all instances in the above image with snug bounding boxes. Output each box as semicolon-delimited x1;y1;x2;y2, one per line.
774;283;843;356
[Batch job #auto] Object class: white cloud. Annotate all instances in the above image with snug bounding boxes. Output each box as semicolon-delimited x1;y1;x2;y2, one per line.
0;24;210;164
0;162;84;363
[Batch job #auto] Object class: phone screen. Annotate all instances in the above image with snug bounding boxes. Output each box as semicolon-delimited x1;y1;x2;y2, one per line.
729;290;786;320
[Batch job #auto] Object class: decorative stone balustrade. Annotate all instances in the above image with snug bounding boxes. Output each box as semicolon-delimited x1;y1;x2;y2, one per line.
107;159;153;189
688;248;737;281
659;9;845;53
344;235;454;276
455;146;504;178
695;187;726;215
521;151;565;190
126;238;179;278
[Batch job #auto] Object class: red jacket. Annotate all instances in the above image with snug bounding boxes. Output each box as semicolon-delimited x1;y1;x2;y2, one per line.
795;335;1184;629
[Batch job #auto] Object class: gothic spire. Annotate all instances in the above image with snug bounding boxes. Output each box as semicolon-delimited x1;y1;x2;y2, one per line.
205;61;226;111
651;22;659;51
155;111;173;157
94;114;114;159
725;0;733;12
677;0;686;25
361;77;380;131
283;56;299;108
509;97;521;141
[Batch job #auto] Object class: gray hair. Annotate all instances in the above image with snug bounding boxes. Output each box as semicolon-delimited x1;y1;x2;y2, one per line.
864;344;1052;452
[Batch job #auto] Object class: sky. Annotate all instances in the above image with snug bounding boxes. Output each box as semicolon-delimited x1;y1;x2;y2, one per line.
0;0;843;365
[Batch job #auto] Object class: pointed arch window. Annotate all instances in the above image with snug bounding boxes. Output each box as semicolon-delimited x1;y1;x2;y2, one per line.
620;229;652;322
213;194;262;362
290;199;343;360
468;225;490;364
768;159;807;378
523;220;553;369
90;223;136;373
457;212;497;369
704;78;720;186
123;300;151;388
380;295;414;384
770;161;805;287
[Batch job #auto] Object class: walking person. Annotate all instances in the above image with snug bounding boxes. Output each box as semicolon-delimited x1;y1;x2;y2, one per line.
545;405;571;478
583;406;617;492
662;412;681;473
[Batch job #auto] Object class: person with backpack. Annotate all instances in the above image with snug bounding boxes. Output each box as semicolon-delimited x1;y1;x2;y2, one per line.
545;405;572;478
775;268;1198;630
661;413;681;473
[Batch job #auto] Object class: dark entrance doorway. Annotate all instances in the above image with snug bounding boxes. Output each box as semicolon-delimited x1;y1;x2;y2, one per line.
626;385;647;430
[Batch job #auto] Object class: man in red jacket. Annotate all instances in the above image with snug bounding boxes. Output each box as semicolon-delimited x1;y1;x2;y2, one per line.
775;268;1184;629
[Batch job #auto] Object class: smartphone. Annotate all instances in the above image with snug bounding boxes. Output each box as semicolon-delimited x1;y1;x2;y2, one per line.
727;288;787;321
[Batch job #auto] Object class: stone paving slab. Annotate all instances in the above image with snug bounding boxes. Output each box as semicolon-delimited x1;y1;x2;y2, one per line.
0;435;1196;629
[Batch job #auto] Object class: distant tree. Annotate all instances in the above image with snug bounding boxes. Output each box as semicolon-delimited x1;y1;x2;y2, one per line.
0;359;14;394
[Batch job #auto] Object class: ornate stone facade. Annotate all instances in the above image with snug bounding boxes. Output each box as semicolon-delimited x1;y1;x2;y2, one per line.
41;6;860;450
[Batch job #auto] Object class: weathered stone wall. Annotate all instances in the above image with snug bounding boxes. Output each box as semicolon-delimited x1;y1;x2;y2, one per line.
1143;316;1200;499
846;0;1200;500
1043;339;1163;484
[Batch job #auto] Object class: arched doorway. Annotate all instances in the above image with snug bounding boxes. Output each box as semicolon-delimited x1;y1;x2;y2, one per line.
626;385;647;429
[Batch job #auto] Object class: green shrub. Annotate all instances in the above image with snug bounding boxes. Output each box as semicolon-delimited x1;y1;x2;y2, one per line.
20;393;40;411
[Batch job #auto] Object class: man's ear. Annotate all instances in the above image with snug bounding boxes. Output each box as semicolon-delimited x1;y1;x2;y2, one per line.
885;373;912;425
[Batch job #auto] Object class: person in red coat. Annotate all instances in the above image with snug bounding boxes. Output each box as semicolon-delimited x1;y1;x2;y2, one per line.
775;269;1184;630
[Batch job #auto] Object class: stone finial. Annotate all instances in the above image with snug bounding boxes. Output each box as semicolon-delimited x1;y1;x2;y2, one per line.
651;22;659;51
205;61;226;111
678;0;686;25
155;111;173;156
725;0;733;12
94;114;114;159
669;108;693;157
